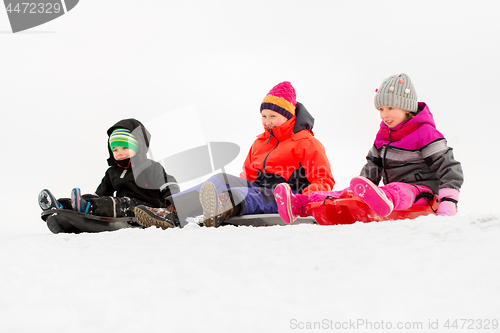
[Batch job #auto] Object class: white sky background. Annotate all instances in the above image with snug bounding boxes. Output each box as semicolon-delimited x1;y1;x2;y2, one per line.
1;0;499;234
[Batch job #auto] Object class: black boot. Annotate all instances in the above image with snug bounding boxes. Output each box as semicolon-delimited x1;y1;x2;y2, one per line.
38;189;63;211
71;188;89;212
133;205;179;229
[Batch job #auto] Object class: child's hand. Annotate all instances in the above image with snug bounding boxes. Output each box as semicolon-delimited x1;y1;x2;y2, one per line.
436;200;457;216
437;188;460;216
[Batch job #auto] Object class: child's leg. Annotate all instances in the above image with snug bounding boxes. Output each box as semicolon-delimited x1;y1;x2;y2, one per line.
381;183;433;210
168;173;251;225
274;185;353;223
350;177;434;216
232;185;278;215
87;196;136;217
411;185;434;206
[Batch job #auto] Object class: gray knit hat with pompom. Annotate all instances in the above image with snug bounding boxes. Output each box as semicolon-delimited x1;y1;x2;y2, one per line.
374;73;418;112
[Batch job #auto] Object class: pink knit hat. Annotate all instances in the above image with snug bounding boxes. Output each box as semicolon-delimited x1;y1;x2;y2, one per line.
260;81;297;120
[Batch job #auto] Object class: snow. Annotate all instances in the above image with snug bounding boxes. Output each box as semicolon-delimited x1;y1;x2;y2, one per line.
1;0;500;332
2;215;499;332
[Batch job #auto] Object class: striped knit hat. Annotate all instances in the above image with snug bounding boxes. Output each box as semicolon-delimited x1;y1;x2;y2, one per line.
260;81;297;120
109;129;140;153
374;73;418;113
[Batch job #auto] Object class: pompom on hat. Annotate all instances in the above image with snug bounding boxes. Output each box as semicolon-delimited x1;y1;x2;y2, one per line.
260;81;297;120
374;73;418;113
109;128;141;153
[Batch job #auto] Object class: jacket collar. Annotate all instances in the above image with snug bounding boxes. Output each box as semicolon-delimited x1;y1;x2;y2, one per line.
374;102;436;147
257;117;296;141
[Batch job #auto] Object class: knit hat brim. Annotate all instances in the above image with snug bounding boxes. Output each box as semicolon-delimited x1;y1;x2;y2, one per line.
109;129;141;153
374;73;418;113
260;95;296;120
374;93;418;113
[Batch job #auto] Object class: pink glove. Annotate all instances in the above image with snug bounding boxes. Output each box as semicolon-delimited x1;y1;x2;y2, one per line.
436;188;459;216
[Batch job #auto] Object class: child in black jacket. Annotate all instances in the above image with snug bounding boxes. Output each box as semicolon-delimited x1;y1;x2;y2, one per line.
38;118;179;217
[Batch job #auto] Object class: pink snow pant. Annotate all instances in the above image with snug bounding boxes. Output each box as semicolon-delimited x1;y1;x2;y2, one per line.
296;183;433;217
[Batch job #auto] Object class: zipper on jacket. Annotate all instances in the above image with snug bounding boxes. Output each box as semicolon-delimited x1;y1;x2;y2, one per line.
263;129;280;172
382;143;391;184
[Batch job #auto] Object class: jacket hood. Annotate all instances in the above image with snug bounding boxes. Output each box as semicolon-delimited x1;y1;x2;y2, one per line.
106;118;151;166
293;102;314;134
374;102;442;149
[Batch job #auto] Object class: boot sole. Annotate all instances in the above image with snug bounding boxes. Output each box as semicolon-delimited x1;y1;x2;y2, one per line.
38;189;61;211
71;188;87;212
350;176;394;217
199;182;218;227
134;206;174;229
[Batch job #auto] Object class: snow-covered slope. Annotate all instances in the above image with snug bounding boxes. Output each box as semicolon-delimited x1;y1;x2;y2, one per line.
2;214;499;333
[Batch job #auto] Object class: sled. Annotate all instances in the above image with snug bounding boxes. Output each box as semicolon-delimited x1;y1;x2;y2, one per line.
41;209;316;234
41;209;143;234
306;191;439;225
223;215;315;227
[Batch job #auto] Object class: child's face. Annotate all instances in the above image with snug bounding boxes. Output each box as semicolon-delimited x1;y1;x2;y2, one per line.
378;106;410;128
112;146;136;161
261;109;289;130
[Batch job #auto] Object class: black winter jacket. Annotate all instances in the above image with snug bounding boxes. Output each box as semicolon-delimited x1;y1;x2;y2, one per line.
95;118;180;207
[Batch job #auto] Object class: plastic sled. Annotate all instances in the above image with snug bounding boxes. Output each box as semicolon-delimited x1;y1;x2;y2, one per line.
306;191;438;226
223;214;316;227
41;209;316;234
41;209;143;234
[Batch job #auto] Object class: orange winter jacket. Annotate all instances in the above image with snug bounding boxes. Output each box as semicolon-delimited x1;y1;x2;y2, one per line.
240;103;334;195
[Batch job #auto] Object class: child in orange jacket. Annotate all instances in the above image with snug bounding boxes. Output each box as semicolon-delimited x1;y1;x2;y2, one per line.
240;81;334;195
134;81;335;228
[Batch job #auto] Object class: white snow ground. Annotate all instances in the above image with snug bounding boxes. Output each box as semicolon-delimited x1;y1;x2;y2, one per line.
1;1;500;332
2;215;499;333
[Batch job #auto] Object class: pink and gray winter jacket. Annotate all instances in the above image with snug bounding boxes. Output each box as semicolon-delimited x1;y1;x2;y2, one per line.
360;102;463;195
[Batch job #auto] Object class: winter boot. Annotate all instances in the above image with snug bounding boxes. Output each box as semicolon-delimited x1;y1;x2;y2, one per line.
38;189;63;211
71;188;90;213
381;182;421;211
350;176;394;216
274;183;304;223
134;205;179;229
199;182;244;228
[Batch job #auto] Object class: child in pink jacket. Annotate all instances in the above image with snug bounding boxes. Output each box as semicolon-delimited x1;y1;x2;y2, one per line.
274;73;464;223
